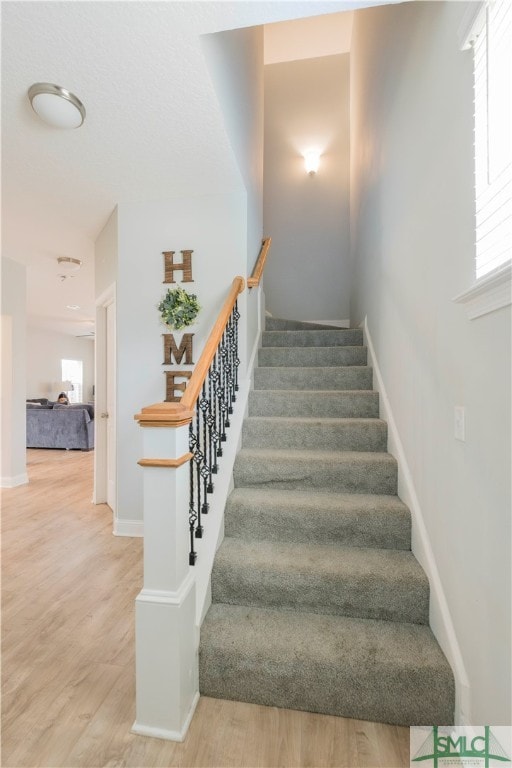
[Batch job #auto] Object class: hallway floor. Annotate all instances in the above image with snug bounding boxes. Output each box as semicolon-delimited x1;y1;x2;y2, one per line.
1;449;410;767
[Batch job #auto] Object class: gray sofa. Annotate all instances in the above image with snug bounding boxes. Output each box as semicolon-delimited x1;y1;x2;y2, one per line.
26;403;94;450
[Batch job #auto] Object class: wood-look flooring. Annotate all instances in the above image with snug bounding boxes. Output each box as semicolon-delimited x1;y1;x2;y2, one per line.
1;449;410;768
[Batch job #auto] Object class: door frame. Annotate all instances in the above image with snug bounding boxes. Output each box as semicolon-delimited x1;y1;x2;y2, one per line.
93;283;116;523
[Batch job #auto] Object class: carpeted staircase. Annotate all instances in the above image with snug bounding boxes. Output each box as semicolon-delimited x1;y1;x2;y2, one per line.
199;318;454;726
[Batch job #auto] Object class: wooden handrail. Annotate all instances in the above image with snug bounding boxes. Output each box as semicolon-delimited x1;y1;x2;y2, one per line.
247;237;271;288
181;276;245;409
135;276;245;428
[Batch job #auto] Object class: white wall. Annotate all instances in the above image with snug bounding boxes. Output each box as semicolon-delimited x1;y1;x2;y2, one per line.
1;257;27;486
201;26;264;361
350;1;511;725
263;54;351;323
96;208;118;299
116;193;247;527
264;11;353;64
202;26;264;264
26;327;95;402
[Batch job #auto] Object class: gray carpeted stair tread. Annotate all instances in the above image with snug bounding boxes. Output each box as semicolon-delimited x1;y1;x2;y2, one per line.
254;366;373;391
199;310;455;726
234;448;397;495
242;416;387;452
199;603;455;726
265;318;348;331
248;389;380;418
225;488;411;549
212;537;428;624
262;329;363;347
258;346;367;368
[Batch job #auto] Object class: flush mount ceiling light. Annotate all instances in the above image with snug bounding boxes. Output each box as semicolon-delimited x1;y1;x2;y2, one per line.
28;83;86;129
57;256;82;280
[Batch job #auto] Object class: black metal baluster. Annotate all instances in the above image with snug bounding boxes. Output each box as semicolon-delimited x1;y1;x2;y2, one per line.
199;382;210;513
194;407;203;539
185;295;243;566
213;351;223;457
220;331;231;429
233;301;240;393
188;424;197;565
210;353;221;466
206;368;215;490
226;314;235;413
218;339;228;441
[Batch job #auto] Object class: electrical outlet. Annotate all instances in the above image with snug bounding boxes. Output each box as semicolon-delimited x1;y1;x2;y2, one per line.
454;406;466;441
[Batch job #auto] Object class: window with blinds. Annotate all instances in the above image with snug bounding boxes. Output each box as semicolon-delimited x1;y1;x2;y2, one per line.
471;0;511;279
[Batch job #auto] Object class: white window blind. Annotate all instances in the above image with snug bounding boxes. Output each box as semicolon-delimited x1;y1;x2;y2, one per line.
472;0;512;279
61;359;83;403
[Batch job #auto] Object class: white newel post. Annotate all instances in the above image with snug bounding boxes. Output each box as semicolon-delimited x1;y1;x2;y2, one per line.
132;402;199;742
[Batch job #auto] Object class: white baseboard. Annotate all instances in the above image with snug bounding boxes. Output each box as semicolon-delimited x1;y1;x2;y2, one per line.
248;321;261;376
114;518;144;537
247;284;264;376
1;472;28;488
363;316;471;725
132;691;200;742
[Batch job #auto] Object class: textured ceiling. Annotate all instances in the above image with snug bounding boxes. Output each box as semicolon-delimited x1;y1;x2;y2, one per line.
1;0;395;336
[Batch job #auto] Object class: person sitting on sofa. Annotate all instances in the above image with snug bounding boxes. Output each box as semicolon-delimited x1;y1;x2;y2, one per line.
57;392;69;404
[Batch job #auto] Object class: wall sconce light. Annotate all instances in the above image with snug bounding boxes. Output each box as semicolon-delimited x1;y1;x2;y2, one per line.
304;151;320;175
28;83;86;129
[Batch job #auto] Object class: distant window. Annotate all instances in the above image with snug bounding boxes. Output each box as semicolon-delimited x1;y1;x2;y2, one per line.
61;359;83;403
468;0;512;278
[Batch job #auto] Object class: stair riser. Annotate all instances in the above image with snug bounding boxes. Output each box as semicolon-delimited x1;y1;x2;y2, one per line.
200;604;455;727
254;367;373;391
199;651;453;727
234;454;397;495
224;497;411;550
212;561;428;625
262;330;363;347
265;318;345;331
258;347;367;368
242;419;387;452
248;390;380;418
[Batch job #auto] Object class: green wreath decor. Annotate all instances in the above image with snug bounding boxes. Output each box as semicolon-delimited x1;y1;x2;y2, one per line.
158;286;201;330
